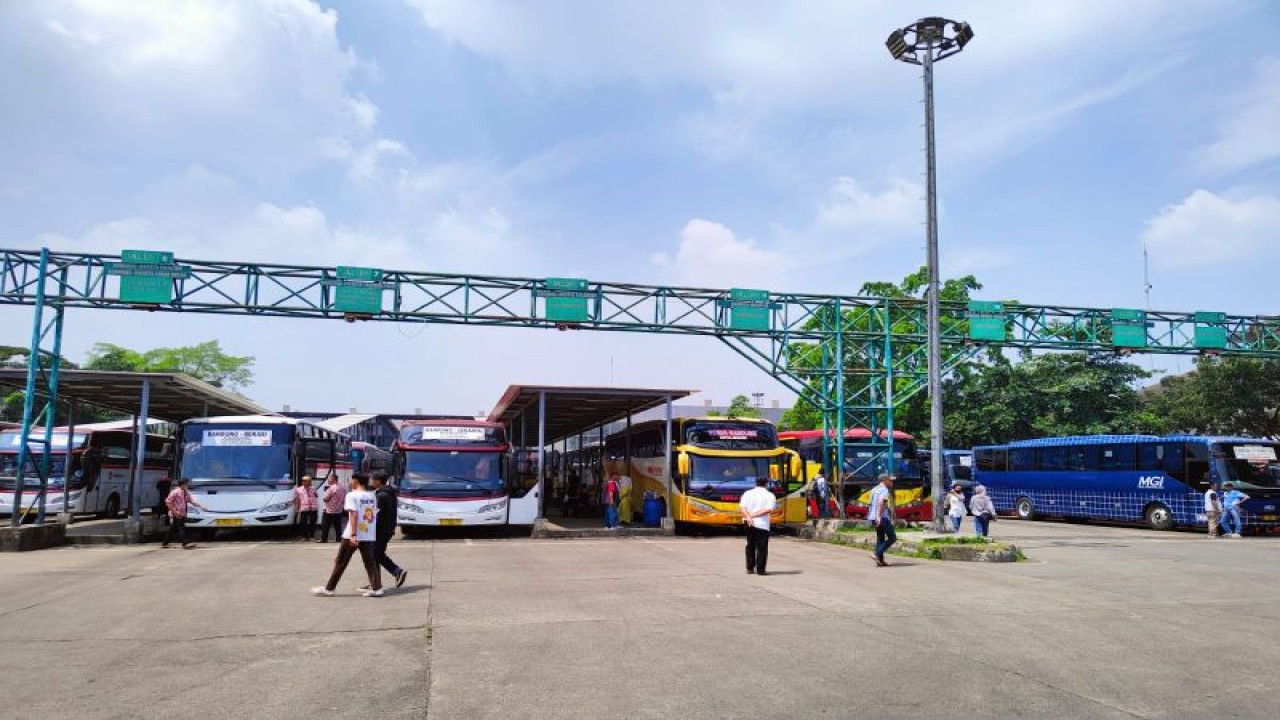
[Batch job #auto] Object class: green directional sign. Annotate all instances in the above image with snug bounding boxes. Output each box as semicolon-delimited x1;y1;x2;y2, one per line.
332;266;386;314
1194;311;1228;349
727;288;771;331
541;277;591;322
1111;308;1148;348
105;248;191;303
967;300;1006;342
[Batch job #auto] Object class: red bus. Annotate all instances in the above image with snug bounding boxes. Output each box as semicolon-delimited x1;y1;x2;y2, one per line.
778;428;928;521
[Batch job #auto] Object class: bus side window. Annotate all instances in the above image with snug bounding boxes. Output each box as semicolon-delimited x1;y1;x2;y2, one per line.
1162;442;1189;484
1185;442;1210;487
1040;446;1067;471
1010;448;1036;471
1137;443;1161;471
1099;444;1135;472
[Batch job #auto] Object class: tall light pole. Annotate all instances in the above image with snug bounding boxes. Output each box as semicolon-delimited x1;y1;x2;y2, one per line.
886;17;973;531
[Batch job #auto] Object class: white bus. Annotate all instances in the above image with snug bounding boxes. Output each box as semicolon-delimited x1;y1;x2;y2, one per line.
392;419;534;532
176;415;352;530
0;423;172;518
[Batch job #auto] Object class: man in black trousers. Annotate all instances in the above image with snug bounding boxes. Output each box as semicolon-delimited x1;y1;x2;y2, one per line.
738;476;777;576
370;472;408;588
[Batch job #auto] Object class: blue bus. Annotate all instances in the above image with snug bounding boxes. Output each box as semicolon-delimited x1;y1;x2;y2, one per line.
972;435;1280;532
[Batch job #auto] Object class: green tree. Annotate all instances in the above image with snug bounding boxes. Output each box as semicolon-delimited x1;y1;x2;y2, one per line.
85;341;255;392
725;394;762;419
942;352;1158;447
1146;358;1280;437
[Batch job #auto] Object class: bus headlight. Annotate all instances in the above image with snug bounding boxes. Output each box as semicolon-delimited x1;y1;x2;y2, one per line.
187;506;203;516
688;499;716;514
261;502;292;514
477;499;507;514
398;502;423;513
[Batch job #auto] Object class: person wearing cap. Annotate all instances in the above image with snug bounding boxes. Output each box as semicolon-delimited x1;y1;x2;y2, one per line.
1220;482;1250;538
869;473;896;567
1203;475;1223;538
944;483;968;533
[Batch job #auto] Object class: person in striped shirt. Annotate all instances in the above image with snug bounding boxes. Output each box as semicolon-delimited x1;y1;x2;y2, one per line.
162;478;206;549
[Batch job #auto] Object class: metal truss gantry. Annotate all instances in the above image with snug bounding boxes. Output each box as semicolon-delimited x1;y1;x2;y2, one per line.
4;248;1278;523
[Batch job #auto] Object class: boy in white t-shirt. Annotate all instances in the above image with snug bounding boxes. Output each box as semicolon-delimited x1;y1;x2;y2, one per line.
312;474;383;597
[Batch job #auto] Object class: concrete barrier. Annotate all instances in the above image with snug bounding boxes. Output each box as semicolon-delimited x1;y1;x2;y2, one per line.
0;521;67;552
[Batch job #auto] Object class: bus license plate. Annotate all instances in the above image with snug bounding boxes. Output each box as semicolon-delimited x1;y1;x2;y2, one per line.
214;518;243;527
439;518;462;526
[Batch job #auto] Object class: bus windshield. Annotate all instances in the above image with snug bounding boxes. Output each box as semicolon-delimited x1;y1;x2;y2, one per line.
685;455;780;498
843;441;920;480
1217;442;1280;490
0;453;68;488
400;451;502;496
684;422;777;450
180;424;293;488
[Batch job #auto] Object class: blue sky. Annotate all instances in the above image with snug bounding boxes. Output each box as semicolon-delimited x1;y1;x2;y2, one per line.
2;0;1278;416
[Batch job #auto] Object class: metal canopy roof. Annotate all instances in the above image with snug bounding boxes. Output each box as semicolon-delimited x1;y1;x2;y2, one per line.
0;369;270;422
488;385;694;446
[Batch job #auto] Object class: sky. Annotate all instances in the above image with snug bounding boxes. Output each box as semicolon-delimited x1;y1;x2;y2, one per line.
2;0;1278;417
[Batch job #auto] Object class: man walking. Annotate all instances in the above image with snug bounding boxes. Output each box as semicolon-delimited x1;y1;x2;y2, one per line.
1221;482;1250;538
312;474;383;597
318;474;346;543
869;473;896;567
370;472;407;588
739;476;777;575
162;478;206;549
1204;478;1223;538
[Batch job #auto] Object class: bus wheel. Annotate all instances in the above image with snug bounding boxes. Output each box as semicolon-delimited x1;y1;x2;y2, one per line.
1015;497;1037;521
103;494;121;519
1145;503;1174;531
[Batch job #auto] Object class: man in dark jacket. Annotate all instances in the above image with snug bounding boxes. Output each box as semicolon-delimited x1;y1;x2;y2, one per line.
370;472;408;588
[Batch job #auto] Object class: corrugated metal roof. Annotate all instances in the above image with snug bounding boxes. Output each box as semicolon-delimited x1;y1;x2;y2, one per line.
315;414;379;432
0;369;269;422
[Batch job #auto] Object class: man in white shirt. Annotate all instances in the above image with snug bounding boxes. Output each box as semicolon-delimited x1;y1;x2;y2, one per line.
1203;478;1222;538
739;476;778;576
869;473;896;567
312;474;384;597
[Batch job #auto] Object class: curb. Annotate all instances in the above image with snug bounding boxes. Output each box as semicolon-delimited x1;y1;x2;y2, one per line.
796;519;1021;562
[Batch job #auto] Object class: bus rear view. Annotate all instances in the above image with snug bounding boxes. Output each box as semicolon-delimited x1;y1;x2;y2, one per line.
393;421;514;530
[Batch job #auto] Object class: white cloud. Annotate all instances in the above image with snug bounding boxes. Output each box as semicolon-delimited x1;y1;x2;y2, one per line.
1193;57;1280;176
651;219;791;288
2;0;373;182
1142;189;1280;268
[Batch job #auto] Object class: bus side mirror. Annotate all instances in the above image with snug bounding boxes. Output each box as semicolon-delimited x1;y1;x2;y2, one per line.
676;453;689;477
769;465;780;480
790;454;802;479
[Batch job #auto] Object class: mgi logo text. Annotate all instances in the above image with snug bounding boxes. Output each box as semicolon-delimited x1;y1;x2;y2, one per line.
1137;476;1165;489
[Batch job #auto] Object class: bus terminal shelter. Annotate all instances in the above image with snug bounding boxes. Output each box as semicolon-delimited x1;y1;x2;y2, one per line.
487;385;692;535
0;369;268;546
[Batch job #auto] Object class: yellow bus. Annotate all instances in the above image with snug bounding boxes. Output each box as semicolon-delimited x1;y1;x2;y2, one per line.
604;417;804;527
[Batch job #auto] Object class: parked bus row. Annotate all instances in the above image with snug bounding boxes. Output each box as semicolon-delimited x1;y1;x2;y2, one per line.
777;425;1279;534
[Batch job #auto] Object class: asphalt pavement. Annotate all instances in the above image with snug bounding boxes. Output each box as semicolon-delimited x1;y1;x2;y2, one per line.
1;520;1277;719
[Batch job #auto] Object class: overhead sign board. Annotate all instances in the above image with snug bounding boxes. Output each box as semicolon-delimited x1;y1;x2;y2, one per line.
1110;308;1148;348
539;277;591;323
967;300;1006;342
726;288;771;331
1193;310;1227;349
105;248;192;303
329;266;387;314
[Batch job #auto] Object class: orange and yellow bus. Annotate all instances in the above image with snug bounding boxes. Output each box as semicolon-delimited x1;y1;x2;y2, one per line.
604;417;805;527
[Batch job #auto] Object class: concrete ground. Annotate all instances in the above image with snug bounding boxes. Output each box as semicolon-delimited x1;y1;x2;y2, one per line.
0;520;1277;719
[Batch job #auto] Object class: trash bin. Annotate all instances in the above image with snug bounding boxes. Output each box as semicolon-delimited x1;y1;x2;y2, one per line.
642;492;663;528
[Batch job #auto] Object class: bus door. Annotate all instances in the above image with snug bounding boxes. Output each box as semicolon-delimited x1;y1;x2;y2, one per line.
507;453;540;525
298;438;336;483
